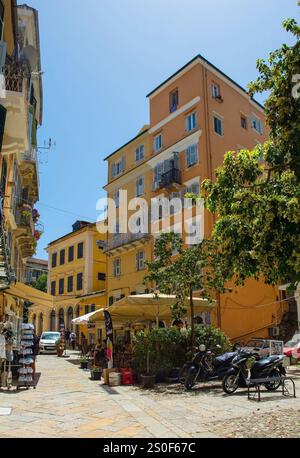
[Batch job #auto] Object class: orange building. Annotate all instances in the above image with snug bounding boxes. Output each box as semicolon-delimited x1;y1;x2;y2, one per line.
103;55;288;342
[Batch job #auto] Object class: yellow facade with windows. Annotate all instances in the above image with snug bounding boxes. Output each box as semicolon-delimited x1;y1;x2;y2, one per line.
29;221;107;343
0;2;43;322
103;55;288;343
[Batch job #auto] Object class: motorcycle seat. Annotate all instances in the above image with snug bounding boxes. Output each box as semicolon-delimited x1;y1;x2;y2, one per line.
253;355;282;369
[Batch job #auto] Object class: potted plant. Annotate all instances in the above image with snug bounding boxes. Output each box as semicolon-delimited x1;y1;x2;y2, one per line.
80;356;88;369
90;366;102;380
55;339;63;357
140;350;156;388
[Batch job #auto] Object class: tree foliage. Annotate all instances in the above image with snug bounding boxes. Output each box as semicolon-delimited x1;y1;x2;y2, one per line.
31;273;48;293
144;233;227;349
202;18;300;290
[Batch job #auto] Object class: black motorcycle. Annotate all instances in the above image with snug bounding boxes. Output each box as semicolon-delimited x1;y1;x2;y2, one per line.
222;351;286;394
183;345;238;390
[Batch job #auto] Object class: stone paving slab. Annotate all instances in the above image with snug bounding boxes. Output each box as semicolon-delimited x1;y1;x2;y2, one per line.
0;352;299;438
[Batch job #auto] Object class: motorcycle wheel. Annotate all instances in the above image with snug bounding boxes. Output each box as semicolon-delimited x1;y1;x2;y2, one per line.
222;373;239;394
264;369;282;392
179;365;190;384
184;371;196;390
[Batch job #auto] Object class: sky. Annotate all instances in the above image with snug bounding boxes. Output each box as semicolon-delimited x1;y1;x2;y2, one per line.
24;0;299;260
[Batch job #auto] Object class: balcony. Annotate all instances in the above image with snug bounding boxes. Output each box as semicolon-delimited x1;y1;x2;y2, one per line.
0;64;30;155
19;148;39;198
104;231;150;254
153;168;182;192
14;205;34;236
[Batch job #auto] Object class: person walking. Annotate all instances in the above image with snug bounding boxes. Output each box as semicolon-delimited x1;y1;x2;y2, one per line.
65;328;71;348
70;331;76;351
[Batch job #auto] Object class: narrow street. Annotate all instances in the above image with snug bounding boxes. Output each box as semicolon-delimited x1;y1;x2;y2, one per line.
0;353;299;438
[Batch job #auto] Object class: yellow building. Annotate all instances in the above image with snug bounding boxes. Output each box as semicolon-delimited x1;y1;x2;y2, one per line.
29;221;107;344
0;2;43;322
103;55;289;343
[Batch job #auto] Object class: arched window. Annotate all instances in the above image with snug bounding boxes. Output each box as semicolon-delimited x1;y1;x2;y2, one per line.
58;308;65;330
67;307;73;331
50;310;56;331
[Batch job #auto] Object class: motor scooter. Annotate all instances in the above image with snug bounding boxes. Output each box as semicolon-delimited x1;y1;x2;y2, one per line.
222;351;286;394
183;344;238;390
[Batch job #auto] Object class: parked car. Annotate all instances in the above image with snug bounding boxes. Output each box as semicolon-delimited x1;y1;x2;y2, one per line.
284;333;300;360
241;338;283;358
39;332;61;354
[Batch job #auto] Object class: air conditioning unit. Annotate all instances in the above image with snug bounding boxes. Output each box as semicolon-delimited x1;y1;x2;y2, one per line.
269;326;280;337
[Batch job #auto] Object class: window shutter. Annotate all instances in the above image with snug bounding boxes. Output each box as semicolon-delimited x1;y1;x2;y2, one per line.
0;41;7;74
111;163;116;178
136;252;139;270
0;104;6;152
121;156;125;172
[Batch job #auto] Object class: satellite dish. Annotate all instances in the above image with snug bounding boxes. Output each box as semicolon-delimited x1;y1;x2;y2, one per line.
20;45;38;71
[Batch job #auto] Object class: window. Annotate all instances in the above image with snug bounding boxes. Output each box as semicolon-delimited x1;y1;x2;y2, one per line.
250;113;263;134
68;246;74;262
51;253;57;268
59;278;64;295
186;144;198;167
51;281;56;296
114;190;120;208
136;251;145;271
214;116;223;136
77;273;83;290
169;89;179;113
98;272;106;281
135;145;144;162
77;242;84;259
136;176;144;197
91;304;96;312
67;276;73;293
153;134;163;152
186;112;197;132
186;181;200;195
211;82;221;99
113;258;121;277
241;115;247;129
0;1;4;41
111;156;125;179
60;249;65;265
85;305;89;315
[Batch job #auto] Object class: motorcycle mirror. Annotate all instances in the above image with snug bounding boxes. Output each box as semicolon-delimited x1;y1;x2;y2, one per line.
199;344;206;352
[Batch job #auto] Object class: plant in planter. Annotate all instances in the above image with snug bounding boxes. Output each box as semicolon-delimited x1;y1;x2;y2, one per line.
79;357;88;369
90;366;102;380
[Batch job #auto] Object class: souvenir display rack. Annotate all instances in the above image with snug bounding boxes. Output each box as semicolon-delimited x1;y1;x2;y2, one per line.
17;323;35;390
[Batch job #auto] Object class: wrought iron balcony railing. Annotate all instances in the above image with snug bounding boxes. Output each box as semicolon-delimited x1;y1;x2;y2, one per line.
21;147;38;163
104;231;150;252
160;168;182;188
3;64;29;94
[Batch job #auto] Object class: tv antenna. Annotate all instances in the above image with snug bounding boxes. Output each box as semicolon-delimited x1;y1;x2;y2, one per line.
37;138;56;165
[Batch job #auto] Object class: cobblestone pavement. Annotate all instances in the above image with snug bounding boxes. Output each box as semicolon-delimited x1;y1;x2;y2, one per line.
0;352;299;438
